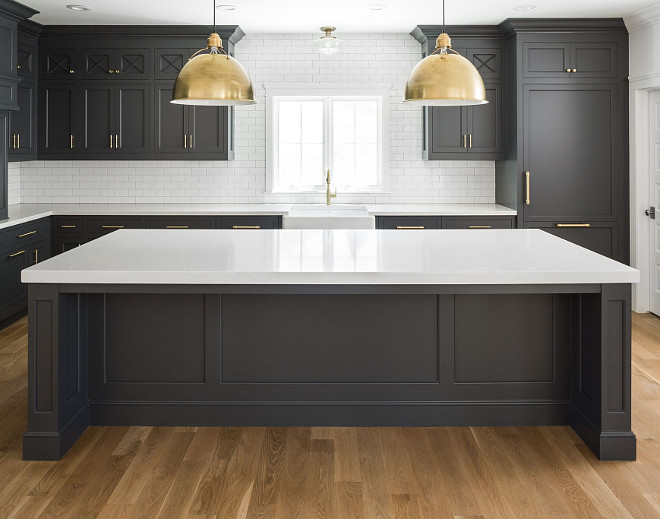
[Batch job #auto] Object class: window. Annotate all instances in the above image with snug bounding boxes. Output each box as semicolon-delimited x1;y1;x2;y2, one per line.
266;89;389;193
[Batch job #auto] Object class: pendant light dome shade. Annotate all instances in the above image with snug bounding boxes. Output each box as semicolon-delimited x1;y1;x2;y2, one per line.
403;48;487;106
171;47;255;106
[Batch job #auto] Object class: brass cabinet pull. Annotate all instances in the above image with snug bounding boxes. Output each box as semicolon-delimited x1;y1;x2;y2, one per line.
110;134;114;149
232;225;261;229
166;225;189;229
396;226;425;229
189;134;193;148
115;134;119;148
8;250;26;258
468;225;492;229
184;135;188;148
34;248;39;264
101;225;125;229
61;225;77;229
469;134;472;149
17;133;19;149
524;171;530;205
463;134;467;148
70;135;75;149
11;134;15;149
17;230;37;238
556;223;591;228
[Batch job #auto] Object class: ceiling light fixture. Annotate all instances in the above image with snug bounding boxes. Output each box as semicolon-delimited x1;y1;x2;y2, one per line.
314;26;341;55
403;0;487;106
369;4;386;10
512;4;536;11
216;4;236;10
66;4;90;11
171;0;254;106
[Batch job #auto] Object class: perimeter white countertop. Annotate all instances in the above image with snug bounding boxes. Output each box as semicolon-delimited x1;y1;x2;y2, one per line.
22;229;639;285
0;203;516;230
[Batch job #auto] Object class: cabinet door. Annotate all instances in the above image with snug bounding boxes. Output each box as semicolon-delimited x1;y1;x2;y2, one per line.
154;48;190;80
428;106;467;157
0;246;30;319
570;42;617;78
467;83;501;155
117;84;151;155
9;81;36;158
31;240;51;265
188;105;228;158
527;222;618;260
154;84;187;154
522;42;570;78
466;47;502;80
57;237;85;254
81;83;115;154
0;17;16;77
116;49;152;79
41;83;79;155
442;216;514;229
17;41;36;79
216;216;281;229
82;49;114;79
0;111;7;219
523;84;618;222
42;48;78;78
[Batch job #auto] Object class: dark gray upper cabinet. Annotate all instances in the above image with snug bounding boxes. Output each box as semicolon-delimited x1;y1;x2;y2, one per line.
154;47;196;80
154;82;230;159
522;36;617;79
41;47;78;78
81;82;151;156
82;48;152;79
413;31;505;161
39;82;79;155
8;80;36;159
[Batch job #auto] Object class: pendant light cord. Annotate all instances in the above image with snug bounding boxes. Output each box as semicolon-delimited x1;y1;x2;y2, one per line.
442;0;445;33
212;0;216;33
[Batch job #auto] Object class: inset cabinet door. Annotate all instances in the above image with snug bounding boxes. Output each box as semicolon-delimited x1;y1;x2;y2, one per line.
188;105;228;156
154;84;187;154
154;48;194;79
9;81;36;158
82;48;152;79
522;84;619;222
41;82;80;154
429;106;467;155
42;48;78;78
522;42;570;78
571;42;617;78
81;83;115;154
467;83;501;155
116;84;151;154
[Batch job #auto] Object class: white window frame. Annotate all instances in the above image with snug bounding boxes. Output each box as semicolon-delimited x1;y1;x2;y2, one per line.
265;85;391;194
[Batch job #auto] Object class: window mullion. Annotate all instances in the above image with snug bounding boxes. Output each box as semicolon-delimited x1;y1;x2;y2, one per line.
325;98;332;187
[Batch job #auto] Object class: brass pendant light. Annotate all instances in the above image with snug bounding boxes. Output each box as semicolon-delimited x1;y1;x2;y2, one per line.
171;0;255;106
403;0;487;106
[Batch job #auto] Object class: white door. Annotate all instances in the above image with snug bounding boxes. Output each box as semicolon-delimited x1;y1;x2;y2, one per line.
650;90;660;315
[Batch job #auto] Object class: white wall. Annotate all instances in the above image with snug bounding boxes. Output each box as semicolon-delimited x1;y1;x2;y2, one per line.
626;3;660;312
11;33;496;205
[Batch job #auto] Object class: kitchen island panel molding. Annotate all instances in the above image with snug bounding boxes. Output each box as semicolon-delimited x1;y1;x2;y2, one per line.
23;281;634;462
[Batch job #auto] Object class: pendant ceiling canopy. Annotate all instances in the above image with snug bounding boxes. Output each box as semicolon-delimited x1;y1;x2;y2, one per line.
403;2;487;106
171;1;255;106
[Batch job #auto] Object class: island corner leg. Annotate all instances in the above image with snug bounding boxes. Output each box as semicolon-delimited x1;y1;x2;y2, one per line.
570;283;636;461
23;285;90;461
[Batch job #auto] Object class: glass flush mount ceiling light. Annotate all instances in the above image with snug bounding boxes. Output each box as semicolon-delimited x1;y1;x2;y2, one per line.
403;0;487;106
314;27;341;55
171;0;255;106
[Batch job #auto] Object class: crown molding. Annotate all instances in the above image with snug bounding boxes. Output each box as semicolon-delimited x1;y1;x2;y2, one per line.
625;4;660;31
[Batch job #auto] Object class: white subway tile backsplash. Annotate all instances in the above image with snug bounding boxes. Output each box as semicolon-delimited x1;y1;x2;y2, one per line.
12;33;496;205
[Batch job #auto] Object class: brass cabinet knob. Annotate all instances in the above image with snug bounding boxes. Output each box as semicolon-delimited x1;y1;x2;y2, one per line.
566;68;571;73
69;70;74;74
109;69;114;73
572;68;577;73
17;65;21;69
115;69;120;74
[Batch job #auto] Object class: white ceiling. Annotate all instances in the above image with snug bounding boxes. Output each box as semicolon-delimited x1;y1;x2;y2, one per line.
21;0;659;32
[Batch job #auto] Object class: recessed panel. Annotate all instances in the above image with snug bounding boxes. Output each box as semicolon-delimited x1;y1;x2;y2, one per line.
105;294;205;383
454;294;554;383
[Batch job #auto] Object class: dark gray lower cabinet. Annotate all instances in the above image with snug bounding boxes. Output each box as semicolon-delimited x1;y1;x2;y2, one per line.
377;215;516;230
145;216;214;229
0;218;50;324
0;110;7;220
377;216;440;230
216;215;282;229
528;222;618;260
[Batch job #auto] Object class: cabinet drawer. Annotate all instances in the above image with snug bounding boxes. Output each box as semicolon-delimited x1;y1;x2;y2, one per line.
87;217;144;235
57;237;86;254
442;216;514;229
145;217;214;229
527;222;618;260
56;218;85;234
377;216;439;230
0;218;50;251
216;216;282;230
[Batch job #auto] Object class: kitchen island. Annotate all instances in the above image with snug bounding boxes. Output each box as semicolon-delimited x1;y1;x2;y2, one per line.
21;229;639;461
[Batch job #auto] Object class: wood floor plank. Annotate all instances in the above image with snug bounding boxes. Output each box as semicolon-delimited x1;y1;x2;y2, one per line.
0;313;658;518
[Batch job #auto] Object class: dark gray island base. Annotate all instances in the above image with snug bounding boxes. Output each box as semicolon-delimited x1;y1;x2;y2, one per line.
23;282;634;461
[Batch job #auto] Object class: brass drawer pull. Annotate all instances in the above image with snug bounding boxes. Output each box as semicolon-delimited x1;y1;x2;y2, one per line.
61;225;77;229
101;225;125;229
232;225;261;229
468;225;492;229
396;226;425;229
17;230;37;238
525;171;530;205
8;250;26;258
166;225;189;229
556;223;591;228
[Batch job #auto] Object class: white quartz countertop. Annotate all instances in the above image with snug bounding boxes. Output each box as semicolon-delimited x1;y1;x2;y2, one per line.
0;203;516;230
22;229;639;286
